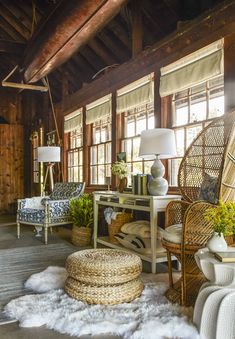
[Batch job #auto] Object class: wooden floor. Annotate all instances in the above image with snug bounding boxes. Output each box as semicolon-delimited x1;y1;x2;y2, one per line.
0;214;170;339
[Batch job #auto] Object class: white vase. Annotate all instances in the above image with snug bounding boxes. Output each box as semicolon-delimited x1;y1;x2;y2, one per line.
206;232;228;252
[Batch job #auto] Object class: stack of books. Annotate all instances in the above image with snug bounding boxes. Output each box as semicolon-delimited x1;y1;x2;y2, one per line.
214;251;235;262
131;174;152;195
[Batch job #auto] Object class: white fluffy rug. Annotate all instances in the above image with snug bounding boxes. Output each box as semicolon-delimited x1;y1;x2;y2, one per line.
4;267;200;339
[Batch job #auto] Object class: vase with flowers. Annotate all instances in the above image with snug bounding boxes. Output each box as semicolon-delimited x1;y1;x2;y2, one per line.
111;160;128;193
204;200;235;252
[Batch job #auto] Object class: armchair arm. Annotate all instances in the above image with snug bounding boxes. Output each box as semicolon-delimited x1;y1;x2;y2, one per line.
165;200;191;227
182;200;215;247
17;198;27;209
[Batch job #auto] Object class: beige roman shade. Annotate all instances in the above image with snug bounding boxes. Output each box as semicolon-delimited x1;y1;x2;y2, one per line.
159;39;224;97
64;108;82;133
86;94;111;124
116;74;154;113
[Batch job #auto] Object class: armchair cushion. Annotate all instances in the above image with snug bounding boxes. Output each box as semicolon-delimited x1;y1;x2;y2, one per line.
18;208;45;224
162;224;182;244
24;197;48;210
49;182;84;200
198;173;218;204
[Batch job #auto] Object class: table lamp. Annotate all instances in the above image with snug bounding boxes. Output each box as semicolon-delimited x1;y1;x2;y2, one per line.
139;129;176;195
38;146;61;193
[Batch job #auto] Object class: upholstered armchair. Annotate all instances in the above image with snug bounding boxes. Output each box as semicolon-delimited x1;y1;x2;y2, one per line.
161;110;235;306
17;182;85;244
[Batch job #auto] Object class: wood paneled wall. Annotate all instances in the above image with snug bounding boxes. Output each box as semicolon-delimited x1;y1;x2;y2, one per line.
0;124;24;214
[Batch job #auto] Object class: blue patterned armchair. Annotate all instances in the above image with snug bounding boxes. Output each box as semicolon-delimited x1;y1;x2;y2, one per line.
16;182;85;244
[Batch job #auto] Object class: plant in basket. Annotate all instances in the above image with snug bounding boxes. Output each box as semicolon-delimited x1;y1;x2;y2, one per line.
111;160;128;192
204;200;235;251
69;193;93;246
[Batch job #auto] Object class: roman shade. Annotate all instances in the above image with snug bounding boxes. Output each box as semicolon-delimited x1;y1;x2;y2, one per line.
86;94;111;124
159;39;224;97
64;108;82;133
116;74;154;113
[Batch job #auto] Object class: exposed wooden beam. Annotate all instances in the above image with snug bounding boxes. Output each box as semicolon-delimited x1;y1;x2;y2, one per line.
79;46;106;72
0;3;30;40
60;0;235;114
88;38;119;65
0;39;25;55
23;0;128;83
131;0;143;57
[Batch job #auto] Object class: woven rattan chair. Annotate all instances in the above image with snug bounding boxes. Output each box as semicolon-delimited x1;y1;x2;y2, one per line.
162;110;235;306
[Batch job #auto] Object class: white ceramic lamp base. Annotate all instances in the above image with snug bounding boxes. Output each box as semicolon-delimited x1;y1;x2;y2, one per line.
148;157;168;196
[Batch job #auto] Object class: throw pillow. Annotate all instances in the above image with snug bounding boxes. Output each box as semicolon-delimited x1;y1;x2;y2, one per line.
114;232;165;255
198;173;218;204
121;220;164;239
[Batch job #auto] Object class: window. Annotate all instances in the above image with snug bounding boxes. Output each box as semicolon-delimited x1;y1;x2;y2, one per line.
32;131;39;183
67;126;83;182
121;102;155;183
89;115;111;184
64;109;83;182
169;75;224;186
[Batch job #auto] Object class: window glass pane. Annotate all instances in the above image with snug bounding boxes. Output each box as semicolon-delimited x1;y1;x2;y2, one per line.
136;115;146;135
186;124;202;148
90;147;97;165
144;161;153;175
169;159;181;186
133;137;140;161
174;99;188;126
98;165;105;184
127;119;135;137
209;95;224;118
148;115;155;129
190;93;207;122
132;161;142;174
106;143;111;163
98;144;104;164
175;129;184;157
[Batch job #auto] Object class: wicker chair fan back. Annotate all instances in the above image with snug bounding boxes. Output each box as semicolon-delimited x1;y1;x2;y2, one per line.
178;111;235;203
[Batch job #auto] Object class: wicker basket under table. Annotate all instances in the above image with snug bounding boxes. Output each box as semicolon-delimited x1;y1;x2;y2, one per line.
65;248;143;305
108;212;133;243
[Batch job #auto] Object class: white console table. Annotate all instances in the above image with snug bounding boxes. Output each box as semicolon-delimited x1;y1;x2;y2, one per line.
93;191;181;273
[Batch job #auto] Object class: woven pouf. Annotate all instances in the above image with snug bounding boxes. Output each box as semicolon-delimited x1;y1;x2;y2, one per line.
64;248;144;304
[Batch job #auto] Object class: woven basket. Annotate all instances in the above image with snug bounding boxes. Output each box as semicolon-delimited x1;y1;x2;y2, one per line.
65;276;144;305
225;235;234;246
71;226;92;247
108;212;133;243
66;249;142;285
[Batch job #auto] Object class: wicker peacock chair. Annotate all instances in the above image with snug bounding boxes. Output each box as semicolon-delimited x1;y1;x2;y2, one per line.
161;110;235;306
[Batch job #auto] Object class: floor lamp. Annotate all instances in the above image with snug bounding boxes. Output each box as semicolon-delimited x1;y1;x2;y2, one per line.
38;146;61;194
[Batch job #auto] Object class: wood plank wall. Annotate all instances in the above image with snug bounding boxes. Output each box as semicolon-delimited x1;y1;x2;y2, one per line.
0;124;24;214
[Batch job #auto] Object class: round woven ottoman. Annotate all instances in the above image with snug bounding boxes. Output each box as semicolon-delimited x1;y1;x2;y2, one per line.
64;248;144;305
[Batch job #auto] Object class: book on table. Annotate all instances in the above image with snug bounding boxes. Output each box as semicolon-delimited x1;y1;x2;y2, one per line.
214;251;235;262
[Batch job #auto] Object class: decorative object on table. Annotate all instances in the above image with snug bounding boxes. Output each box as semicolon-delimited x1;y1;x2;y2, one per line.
16;182;85;244
204;200;235;250
116;151;126;162
139;128;176;196
37;146;61;194
105;176;111;191
132;174;152;195
70;193;93;246
161;110;235;307
64;249;143;304
111;160;128;193
214;251;235;262
105;208;133;243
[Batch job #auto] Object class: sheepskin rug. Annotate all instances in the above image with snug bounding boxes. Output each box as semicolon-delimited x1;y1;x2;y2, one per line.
4;266;199;339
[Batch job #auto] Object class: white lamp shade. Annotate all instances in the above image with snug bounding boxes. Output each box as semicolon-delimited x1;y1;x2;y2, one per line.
37;146;61;162
139;128;177;160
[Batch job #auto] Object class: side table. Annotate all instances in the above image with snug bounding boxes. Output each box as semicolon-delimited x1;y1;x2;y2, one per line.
193;248;235;339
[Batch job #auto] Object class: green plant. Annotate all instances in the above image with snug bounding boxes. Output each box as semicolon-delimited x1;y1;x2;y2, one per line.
69;194;93;228
204;200;235;236
111;160;128;179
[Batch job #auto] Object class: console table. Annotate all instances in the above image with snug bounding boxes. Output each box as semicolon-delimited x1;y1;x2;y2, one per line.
93;191;181;273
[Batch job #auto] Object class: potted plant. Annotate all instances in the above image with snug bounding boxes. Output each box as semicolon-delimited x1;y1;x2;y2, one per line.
111;160;128;192
69;193;93;246
204;200;235;252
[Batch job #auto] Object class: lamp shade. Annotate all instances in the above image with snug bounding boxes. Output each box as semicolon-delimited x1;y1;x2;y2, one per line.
139;128;176;160
37;146;61;162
